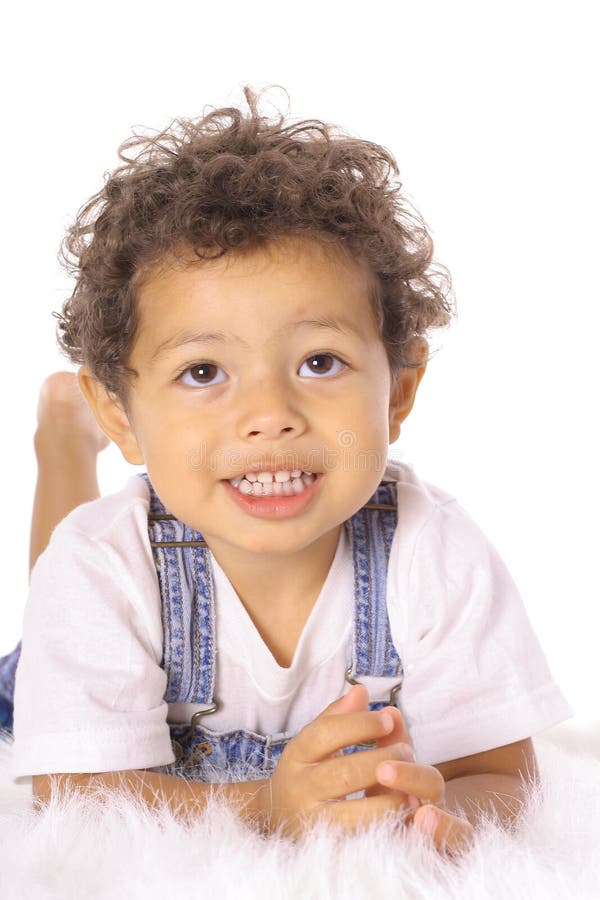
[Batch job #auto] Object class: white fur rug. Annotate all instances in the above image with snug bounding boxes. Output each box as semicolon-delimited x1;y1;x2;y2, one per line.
1;723;598;899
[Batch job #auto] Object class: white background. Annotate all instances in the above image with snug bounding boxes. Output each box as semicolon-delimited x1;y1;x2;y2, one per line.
1;1;597;726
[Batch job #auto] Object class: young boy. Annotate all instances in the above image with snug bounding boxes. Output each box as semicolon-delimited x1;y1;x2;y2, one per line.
3;87;572;854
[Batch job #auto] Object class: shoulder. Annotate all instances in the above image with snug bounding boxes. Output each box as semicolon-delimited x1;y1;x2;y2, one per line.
383;459;457;523
384;458;495;551
25;472;162;660
384;459;475;558
384;460;516;641
35;473;152;568
55;473;150;542
29;474;156;615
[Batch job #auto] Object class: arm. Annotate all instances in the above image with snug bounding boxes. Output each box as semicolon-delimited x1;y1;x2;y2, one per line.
442;773;529;827
31;686;415;837
32;769;269;825
435;737;540;828
374;722;540;853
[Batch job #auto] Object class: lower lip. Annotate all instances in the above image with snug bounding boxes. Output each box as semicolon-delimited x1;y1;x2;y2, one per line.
222;474;322;519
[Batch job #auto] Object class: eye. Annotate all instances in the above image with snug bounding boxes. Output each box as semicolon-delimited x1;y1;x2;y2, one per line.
178;363;227;387
298;353;347;378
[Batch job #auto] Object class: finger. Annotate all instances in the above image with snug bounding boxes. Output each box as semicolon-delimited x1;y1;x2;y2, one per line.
365;740;414;799
414;805;476;856
320;684;369;717
309;742;419;801
365;782;421;814
319;685;373;760
289;708;397;764
375;760;446;805
365;782;412;804
372;705;412;749
307;791;412;833
366;705;417;807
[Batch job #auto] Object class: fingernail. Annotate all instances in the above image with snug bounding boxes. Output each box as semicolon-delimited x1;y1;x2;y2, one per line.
377;763;395;783
408;794;420;811
398;743;415;762
418;807;438;836
379;712;394;733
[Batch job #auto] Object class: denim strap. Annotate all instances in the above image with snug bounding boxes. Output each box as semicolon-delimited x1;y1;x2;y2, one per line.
141;474;216;704
344;481;402;679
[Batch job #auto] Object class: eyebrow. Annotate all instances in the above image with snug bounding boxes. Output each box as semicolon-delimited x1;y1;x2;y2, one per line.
149;315;362;363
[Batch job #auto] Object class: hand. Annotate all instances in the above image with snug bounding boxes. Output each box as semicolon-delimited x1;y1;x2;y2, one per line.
351;691;475;856
374;730;476;856
362;695;420;811
264;685;416;838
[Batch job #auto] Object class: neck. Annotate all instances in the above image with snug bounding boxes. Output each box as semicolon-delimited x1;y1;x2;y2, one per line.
207;525;342;616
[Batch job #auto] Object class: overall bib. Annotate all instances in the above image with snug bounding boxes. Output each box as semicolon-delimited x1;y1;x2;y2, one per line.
142;473;404;782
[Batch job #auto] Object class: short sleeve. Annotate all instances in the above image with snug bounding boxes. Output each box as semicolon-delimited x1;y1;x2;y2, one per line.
12;518;175;779
387;495;574;765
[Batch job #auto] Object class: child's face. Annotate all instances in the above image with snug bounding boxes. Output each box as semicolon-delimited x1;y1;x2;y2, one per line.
83;236;423;564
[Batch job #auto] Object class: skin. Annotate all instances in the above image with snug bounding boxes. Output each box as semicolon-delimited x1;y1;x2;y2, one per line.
33;236;538;854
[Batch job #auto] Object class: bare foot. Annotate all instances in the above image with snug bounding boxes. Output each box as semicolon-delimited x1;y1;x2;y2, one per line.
34;372;110;457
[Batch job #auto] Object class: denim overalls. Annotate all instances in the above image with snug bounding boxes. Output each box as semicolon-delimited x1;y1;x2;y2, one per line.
142;472;404;783
0;473;404;782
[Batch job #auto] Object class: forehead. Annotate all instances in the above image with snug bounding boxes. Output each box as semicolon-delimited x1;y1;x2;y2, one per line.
133;236;377;341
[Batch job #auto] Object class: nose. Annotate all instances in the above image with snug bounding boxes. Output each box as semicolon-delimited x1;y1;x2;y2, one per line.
235;380;307;441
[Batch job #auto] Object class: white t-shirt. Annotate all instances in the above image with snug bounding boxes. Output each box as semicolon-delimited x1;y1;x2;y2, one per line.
12;462;573;780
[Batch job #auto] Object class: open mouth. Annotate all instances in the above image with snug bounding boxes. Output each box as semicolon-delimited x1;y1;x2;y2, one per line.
228;469;316;497
222;468;322;520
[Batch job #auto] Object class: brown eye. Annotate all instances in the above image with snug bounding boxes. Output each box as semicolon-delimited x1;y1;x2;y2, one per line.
191;364;217;382
179;363;226;387
299;354;346;378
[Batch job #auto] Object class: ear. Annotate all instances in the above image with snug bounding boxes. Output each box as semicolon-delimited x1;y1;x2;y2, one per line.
77;367;144;465
388;343;427;444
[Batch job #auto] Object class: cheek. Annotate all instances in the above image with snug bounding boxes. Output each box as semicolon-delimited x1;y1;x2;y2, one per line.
361;391;392;436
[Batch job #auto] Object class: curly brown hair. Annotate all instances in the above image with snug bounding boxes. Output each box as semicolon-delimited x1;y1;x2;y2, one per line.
55;85;453;409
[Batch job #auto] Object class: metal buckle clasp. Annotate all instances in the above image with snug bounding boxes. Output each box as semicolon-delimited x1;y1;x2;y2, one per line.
344;668;403;749
181;701;220;742
171;701;220;766
345;667;403;707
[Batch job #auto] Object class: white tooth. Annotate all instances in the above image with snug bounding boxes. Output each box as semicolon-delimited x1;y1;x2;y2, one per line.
302;473;314;486
274;470;291;482
292;478;304;494
252;482;263;496
245;472;258;482
262;481;273;495
282;480;294;496
257;472;273;483
230;476;242;488
290;469;302;478
239;480;253;494
272;482;283;495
